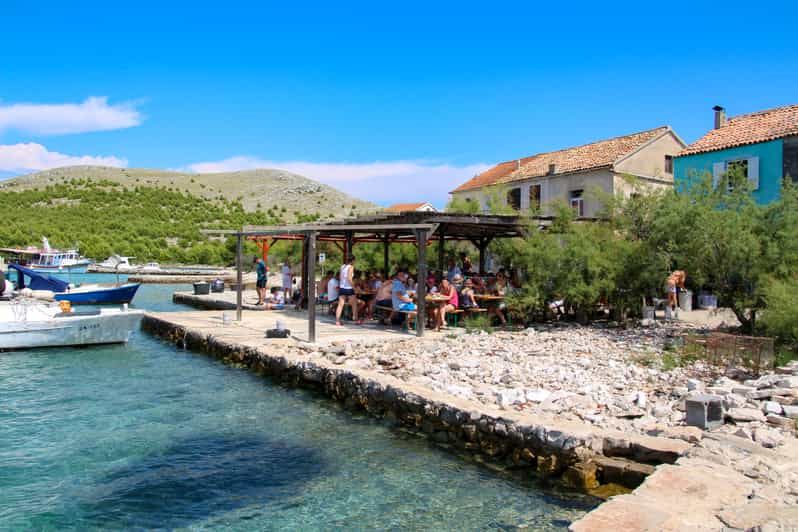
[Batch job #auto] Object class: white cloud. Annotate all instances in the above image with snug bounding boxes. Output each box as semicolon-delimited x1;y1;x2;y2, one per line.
0;96;142;135
184;156;490;207
0;143;127;173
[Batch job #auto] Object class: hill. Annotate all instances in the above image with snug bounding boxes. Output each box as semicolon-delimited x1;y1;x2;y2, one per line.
0;166;378;265
2;165;377;217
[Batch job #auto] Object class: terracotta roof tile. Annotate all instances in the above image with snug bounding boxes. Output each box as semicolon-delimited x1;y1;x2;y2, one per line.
384;202;429;212
678;104;798;157
452;127;669;192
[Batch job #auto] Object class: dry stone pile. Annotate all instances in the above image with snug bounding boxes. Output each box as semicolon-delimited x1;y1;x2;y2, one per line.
317;323;797;450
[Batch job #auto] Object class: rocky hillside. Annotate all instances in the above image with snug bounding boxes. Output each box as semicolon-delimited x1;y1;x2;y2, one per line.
2;165;377;219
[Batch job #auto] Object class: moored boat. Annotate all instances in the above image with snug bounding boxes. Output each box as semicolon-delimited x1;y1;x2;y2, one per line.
8;263;141;305
28;238;92;272
0;301;144;350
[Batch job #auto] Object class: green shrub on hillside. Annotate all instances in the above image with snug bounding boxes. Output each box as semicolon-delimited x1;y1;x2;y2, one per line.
0;180;323;265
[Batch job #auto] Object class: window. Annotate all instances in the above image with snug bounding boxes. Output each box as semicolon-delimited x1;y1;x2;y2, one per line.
507;187;521;211
569;189;584;217
664;155;673;174
712;157;759;190
529;184;541;211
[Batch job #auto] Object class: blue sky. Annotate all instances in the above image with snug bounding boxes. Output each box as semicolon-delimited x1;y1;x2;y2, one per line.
1;0;796;206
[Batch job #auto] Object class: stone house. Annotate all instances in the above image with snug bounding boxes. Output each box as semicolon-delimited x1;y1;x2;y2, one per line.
450;127;686;217
674;104;798;204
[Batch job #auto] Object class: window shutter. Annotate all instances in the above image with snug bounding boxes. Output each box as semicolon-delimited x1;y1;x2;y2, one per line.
747;156;760;190
712;162;725;189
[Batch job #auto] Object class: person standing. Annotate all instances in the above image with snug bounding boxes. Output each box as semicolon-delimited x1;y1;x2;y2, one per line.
666;270;687;315
281;259;293;300
336;256;362;326
254;256;267;306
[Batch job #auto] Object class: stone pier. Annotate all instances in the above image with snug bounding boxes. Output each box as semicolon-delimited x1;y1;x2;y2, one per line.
141;310;798;530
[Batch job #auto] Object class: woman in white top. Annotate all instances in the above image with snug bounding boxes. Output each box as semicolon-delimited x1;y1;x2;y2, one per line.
336;256;362;326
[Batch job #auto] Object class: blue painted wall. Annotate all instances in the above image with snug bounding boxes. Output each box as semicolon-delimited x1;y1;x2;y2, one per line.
674;139;784;204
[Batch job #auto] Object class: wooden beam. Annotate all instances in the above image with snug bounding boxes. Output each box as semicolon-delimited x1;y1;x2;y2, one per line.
345;231;353;261
416;228;427;338
307;231;317;343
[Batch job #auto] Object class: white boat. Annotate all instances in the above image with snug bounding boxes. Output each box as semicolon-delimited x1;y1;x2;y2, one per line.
28;238;93;273
0;300;144;350
97;255;135;269
141;262;161;272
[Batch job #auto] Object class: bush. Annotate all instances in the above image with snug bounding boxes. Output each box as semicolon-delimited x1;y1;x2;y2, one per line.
761;278;798;346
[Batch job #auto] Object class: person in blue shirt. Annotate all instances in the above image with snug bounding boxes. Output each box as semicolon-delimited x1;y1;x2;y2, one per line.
391;271;416;312
446;258;462;282
254;256;268;306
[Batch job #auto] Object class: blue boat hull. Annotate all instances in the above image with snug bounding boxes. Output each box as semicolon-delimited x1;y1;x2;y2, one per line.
54;284;140;305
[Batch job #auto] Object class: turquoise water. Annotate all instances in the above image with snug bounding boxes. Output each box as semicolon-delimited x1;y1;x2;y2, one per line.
0;278;596;529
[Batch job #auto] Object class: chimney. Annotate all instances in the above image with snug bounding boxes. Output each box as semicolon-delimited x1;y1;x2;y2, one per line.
713;105;726;129
516;159;521;170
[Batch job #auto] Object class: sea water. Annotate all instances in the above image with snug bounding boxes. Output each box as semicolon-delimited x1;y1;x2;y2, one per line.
0;279;596;530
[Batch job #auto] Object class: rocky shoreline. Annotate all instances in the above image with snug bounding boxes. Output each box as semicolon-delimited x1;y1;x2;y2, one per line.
142;313;798;529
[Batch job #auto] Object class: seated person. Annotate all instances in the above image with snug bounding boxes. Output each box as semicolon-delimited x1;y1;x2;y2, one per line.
471;276;487;294
487;273;508;326
426;273;438;294
460;279;478;308
255;287;285;310
374;276;395;324
434;279;459;331
392;271;416;314
326;273;340;314
317;271;332;301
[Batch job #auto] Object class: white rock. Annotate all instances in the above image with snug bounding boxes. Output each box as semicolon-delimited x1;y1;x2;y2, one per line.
687;378;703;391
776;376;798;389
762;401;783;415
753;427;784;449
782;405;798;419
635;391;647;408
525;389;551;403
727;407;766;423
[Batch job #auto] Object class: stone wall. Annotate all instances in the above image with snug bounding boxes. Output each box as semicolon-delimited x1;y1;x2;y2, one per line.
142;314;688;492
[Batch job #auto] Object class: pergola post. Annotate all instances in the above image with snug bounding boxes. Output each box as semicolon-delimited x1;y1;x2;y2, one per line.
477;236;493;274
437;230;445;275
382;233;390;276
299;235;307;308
415;228;427;337
307;231;317;343
345;231;354;261
235;232;243;321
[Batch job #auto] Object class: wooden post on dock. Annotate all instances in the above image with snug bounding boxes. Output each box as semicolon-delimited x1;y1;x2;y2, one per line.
236;231;243;321
382;233;390;277
307;231;317;343
415;228;427;338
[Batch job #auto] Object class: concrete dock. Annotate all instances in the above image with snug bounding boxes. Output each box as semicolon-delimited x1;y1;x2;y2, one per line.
150;308;424;344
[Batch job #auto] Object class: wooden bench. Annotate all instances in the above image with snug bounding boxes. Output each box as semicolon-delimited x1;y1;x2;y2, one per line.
445;308;464;327
376;305;417;331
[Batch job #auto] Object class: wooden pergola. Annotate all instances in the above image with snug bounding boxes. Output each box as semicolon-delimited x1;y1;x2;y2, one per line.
212;211;531;342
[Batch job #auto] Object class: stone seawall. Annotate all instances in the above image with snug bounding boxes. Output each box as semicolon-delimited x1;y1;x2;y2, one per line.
142;314;688;494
